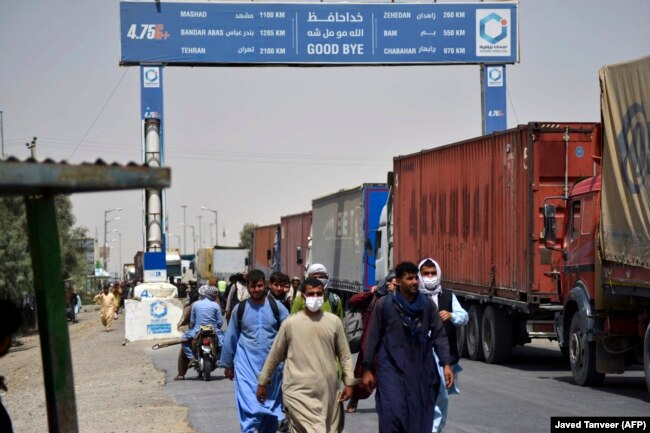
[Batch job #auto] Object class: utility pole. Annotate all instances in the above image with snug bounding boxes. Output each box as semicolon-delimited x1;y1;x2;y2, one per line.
201;206;218;247
181;204;188;255
0;110;5;158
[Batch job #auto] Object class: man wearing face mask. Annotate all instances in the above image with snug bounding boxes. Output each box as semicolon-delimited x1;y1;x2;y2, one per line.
257;278;355;433
418;258;468;433
360;261;453;433
220;270;289;433
290;264;343;322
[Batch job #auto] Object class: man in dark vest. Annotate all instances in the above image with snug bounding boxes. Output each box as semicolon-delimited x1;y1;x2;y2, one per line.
418;258;468;433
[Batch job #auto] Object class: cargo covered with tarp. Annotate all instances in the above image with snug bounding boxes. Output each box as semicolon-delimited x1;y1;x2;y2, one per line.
599;55;650;269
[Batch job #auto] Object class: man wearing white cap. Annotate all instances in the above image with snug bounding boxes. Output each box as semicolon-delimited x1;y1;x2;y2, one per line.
290;264;343;322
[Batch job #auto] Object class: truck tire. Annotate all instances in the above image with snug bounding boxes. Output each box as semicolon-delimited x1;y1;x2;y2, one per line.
643;325;650;393
481;306;513;364
569;314;604;386
467;305;484;361
456;325;469;358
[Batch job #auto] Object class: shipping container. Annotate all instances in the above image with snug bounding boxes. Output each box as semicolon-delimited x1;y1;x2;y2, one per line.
280;211;312;279
252;224;280;277
196;247;213;282
393;122;600;305
312;184;388;292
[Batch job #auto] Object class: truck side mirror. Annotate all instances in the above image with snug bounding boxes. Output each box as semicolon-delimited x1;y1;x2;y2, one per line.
267;249;271;261
543;204;557;245
296;247;303;265
245;257;249;267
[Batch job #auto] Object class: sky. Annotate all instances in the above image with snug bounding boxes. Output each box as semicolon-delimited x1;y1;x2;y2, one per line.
1;0;649;277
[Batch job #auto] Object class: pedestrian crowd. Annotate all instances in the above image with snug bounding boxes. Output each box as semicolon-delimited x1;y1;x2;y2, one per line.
168;258;468;433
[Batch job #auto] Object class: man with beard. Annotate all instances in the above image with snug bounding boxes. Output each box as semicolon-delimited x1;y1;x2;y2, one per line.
220;270;289;432
258;278;355;433
360;262;454;433
268;272;292;311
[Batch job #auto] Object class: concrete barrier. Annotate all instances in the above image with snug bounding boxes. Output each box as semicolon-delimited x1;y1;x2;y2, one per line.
124;297;183;342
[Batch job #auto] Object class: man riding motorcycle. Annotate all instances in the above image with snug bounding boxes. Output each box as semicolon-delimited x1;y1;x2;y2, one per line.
175;285;224;380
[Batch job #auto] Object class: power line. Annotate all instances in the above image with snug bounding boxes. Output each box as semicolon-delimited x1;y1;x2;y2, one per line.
66;69;130;160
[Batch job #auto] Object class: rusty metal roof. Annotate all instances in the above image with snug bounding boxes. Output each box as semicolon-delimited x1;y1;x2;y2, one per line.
0;157;170;196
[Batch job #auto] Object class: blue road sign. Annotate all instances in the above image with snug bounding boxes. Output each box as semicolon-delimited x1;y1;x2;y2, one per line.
120;2;518;65
483;64;507;133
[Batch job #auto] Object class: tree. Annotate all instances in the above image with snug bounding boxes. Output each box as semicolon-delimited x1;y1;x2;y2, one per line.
238;223;258;250
0;195;89;302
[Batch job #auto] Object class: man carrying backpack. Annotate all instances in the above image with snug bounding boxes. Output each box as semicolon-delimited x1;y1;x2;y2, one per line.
220;269;289;433
290;264;343;322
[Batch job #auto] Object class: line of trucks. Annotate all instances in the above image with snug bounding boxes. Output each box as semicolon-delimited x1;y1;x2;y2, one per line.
139;57;650;394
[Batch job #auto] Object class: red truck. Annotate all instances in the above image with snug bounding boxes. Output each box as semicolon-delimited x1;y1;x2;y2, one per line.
377;58;650;393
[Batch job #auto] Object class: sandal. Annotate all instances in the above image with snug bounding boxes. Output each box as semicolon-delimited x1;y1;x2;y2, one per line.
346;402;357;413
174;375;185;381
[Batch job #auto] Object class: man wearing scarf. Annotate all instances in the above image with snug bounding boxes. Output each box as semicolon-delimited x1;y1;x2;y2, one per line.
418;258;468;433
360;262;453;433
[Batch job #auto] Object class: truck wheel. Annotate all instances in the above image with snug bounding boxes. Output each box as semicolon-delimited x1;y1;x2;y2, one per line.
467;305;484;361
568;314;604;386
481;306;513;364
456;325;469;358
643;325;650;393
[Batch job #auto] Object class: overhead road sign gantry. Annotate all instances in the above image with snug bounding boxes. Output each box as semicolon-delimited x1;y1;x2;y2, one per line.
120;1;518;66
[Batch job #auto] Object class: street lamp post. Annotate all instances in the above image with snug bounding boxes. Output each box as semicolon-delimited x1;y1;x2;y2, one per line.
198;215;203;249
181;204;188;255
103;207;122;272
201;206;218;247
180;223;196;254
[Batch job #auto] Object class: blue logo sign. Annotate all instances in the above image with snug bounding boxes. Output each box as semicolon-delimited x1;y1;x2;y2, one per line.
575;146;584;158
479;13;508;44
617;103;650;194
150;301;168;319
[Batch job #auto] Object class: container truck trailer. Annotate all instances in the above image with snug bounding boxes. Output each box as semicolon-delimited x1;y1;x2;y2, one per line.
280;211;312;278
387;122;601;364
311;184;388;293
251;224;280;278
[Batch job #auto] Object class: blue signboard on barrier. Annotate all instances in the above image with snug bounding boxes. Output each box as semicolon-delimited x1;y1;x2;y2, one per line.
120;2;518;65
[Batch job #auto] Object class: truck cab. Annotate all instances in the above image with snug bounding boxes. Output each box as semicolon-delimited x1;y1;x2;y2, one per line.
544;176;650;390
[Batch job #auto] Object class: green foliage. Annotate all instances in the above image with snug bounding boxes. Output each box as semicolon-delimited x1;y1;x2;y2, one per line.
0;196;89;301
238;222;258;250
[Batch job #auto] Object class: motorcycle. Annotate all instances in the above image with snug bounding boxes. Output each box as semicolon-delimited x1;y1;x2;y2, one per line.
191;324;220;381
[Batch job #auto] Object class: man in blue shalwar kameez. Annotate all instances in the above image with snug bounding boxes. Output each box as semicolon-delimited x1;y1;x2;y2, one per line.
220;269;289;433
360;261;454;433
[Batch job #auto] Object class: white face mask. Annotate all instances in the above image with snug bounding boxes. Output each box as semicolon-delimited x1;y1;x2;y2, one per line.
422;276;438;290
305;296;324;312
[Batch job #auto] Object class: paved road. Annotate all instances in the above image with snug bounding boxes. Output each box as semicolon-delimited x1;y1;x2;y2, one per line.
150;339;649;433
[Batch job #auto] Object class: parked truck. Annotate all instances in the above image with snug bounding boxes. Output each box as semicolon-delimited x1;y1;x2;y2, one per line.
542;57;650;391
211;247;249;280
251;224;280;278
383;121;601;363
312;184;388;293
280;211;312;278
377;56;650;393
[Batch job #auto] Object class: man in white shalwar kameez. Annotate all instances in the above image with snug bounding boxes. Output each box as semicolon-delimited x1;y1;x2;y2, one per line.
257;278;356;433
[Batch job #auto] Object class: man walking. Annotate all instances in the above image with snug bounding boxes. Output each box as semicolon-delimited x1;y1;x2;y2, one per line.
93;285;117;331
268;272;292;311
257;278;355;433
290;264;343;322
220;270;289;433
360;261;454;433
